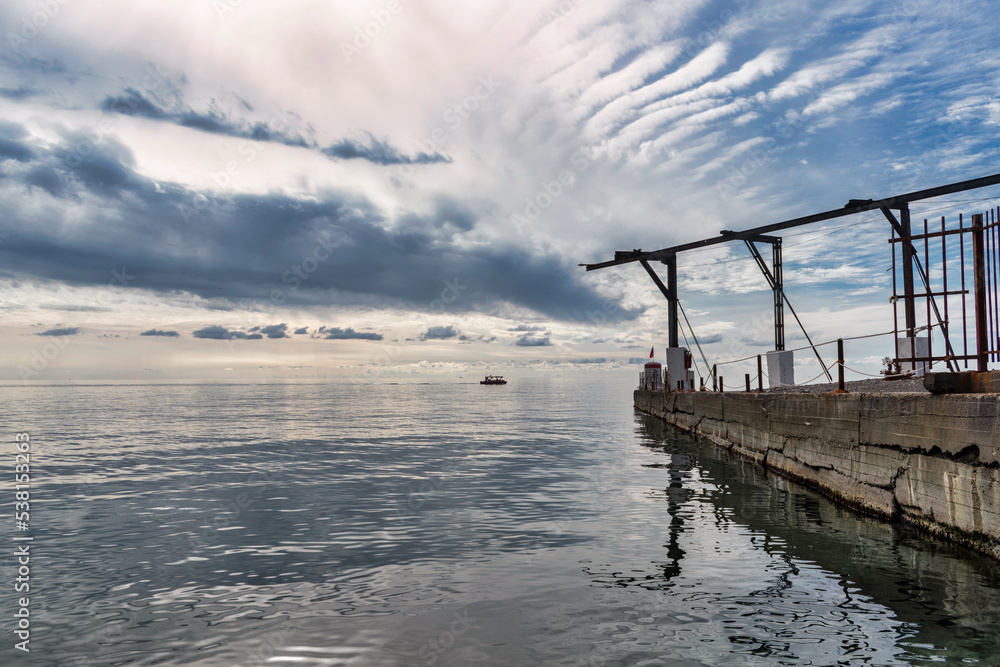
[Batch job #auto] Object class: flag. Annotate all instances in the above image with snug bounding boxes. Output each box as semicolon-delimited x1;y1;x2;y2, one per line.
649;347;654;359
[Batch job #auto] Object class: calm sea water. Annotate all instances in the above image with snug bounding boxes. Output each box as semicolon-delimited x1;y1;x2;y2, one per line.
3;377;1000;666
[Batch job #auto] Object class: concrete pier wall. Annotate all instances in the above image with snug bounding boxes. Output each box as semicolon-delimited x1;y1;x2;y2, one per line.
635;389;1000;559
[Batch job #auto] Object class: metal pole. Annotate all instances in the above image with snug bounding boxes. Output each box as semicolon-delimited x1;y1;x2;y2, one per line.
974;213;989;371
745;374;750;393
900;205;917;340
838;338;846;392
712;365;718;391
773;239;785;351
720;376;724;392
757;355;763;392
667;255;679;349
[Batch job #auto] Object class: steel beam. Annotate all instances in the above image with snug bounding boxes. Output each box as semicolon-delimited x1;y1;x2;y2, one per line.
582;172;1000;271
640;257;679;349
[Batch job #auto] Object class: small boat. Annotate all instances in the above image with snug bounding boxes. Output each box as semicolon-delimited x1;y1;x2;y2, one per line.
480;375;507;385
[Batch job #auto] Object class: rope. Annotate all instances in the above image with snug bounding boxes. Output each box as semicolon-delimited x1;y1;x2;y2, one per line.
800;360;839;385
678;299;713;380
841;363;889;378
716;329;898;367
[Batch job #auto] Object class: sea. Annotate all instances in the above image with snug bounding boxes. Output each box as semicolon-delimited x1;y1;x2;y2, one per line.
3;376;1000;666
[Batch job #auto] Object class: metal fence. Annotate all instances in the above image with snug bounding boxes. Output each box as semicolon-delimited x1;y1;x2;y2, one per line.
890;208;1000;371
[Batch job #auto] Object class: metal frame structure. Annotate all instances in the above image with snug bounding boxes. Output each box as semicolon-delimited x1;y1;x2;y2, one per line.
582;173;1000;377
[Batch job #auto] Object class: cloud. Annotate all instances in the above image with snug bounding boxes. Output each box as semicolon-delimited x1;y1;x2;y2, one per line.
0;122;35;163
259;323;289;339
508;324;546;332
101;89;447;165
421;325;459;340
37;327;79;336
0;127;624;322
192;325;263;340
293;326;309;334
140;329;180;337
322;133;451;165
515;335;551;347
101;88;312;148
322;327;383;340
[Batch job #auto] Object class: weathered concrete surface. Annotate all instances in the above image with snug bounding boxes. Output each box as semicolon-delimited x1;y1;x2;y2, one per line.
635;389;1000;560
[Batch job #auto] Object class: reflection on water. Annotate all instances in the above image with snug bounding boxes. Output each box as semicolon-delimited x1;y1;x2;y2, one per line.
1;378;999;665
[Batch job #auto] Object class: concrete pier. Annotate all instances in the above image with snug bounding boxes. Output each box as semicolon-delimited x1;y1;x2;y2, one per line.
635;389;1000;559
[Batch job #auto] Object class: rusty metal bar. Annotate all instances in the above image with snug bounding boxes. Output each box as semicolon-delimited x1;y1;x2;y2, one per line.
888;227;967;243
757;355;763;392
974;213;989;371
892;224;899;365
942;216;950;364
837;339;845;392
960;213;968;368
925;217;932;366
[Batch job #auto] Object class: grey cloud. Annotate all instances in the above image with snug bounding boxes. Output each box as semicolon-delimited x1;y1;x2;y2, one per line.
293;326;309;334
101;88;312;148
0;87;38;100
192;325;262;340
140;329;180;337
508;324;546;332
0;125;639;323
322;327;383;340
101;89;448;165
259;323;289;338
421;325;458;340
39;304;109;312
0;122;34;163
322;133;451;166
37;327;79;336
516;335;551;347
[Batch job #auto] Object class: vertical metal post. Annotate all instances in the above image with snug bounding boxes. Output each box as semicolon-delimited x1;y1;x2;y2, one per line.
900;204;917;339
712;364;718;391
720;376;724;392
838;338;846;392
960;213;968;368
773;239;785;351
925;217;932;366
745;374;750;393
757;355;763;392
973;213;989;371
666;254;679;349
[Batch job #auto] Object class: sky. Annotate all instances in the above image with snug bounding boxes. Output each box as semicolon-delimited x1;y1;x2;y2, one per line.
2;0;1000;383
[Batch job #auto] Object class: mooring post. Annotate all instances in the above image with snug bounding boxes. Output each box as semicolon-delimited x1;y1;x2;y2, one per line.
745;374;750;392
720;376;724;392
757;355;763;392
712;364;718;391
973;213;989;372
837;338;846;392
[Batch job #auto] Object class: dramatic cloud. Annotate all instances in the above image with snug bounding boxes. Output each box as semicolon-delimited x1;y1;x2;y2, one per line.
140;329;180;337
192;326;263;340
321;327;383;341
259;323;289;339
421;325;459;340
293;327;309;335
102;90;447;165
37;327;79;336
0;129;621;322
101;88;312;148
322;134;451;166
515;335;551;347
